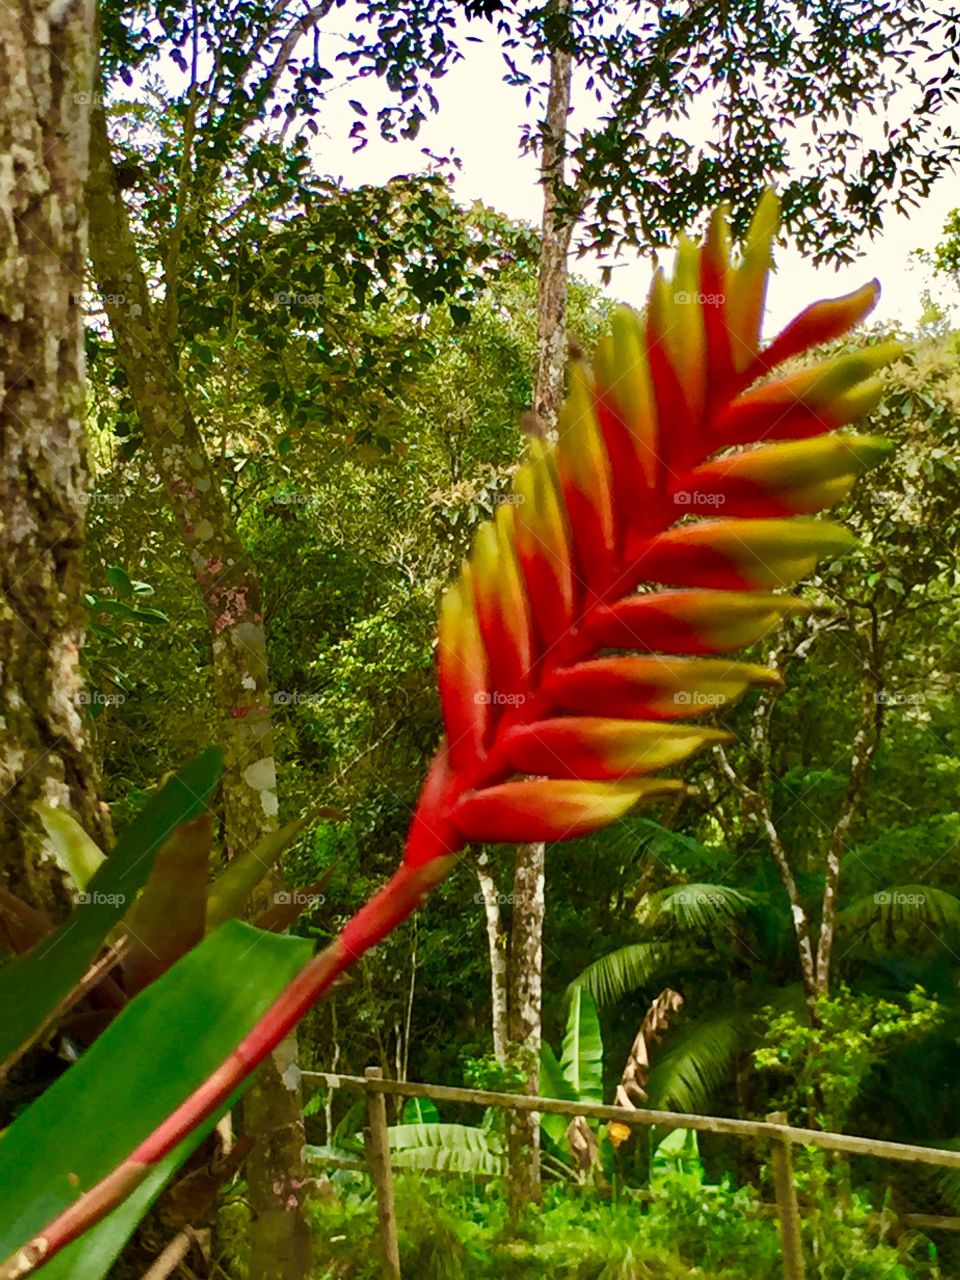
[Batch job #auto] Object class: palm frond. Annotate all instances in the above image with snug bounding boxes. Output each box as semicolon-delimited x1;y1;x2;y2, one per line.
636;883;756;934
838;885;960;950
646;1009;752;1114
912;1137;960;1214
568;942;689;1008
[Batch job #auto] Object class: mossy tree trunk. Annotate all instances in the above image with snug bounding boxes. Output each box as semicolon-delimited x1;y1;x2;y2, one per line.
0;0;109;919
505;0;575;1212
86;101;312;1280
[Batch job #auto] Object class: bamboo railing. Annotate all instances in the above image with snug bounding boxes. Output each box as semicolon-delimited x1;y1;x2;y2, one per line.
302;1069;960;1280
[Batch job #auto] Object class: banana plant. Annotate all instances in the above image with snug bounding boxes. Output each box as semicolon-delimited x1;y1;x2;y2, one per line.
0;191;900;1279
539;986;698;1181
539;987;605;1158
307;1097;507;1177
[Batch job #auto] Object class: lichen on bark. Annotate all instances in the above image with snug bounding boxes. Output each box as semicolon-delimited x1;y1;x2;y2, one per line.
0;0;109;917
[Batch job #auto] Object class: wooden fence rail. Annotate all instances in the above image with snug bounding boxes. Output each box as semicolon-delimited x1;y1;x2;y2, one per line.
302;1069;960;1280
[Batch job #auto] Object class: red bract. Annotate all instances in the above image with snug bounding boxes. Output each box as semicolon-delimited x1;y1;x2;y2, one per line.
404;191;898;870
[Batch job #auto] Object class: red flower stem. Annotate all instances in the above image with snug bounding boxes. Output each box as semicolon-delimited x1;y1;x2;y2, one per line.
0;858;455;1280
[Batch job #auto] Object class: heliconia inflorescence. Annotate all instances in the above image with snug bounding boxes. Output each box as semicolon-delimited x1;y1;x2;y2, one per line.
395;190;897;870
0;192;901;1280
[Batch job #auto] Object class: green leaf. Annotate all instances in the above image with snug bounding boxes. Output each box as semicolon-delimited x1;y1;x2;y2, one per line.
127;607;170;625
122;816;212;995
651;1128;706;1183
386;1124;504;1175
0;749;222;1069
401;1097;440;1124
539;1041;576;1152
33;804;107;891
0;921;312;1280
332;1098;367;1148
87;598;138;619
560;987;604;1105
106;566;133;596
206;807;336;931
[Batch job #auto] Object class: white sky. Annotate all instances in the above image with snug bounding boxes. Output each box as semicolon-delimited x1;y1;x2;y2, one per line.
308;17;960;336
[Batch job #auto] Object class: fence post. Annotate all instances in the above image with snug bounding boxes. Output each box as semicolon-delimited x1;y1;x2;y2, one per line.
364;1066;401;1279
767;1111;805;1280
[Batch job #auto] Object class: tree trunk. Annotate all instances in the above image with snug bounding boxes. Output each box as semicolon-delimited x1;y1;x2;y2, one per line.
814;620;883;996
474;854;509;1063
0;0;108;919
506;841;546;1207
86;102;312;1280
505;6;574;1211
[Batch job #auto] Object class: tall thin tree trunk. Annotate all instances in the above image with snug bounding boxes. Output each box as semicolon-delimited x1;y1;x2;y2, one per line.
475;854;509;1063
814;621;883;996
86;103;312;1280
506;840;547;1206
506;2;574;1210
0;0;108;919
